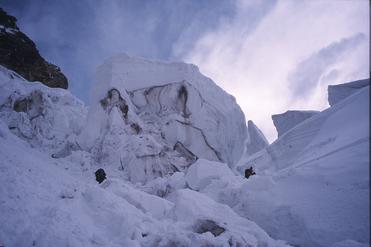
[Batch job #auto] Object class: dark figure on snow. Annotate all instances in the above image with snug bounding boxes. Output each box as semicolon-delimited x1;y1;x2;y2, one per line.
95;168;107;184
244;166;256;179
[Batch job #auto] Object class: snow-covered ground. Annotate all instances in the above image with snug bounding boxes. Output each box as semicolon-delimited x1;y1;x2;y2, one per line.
0;55;369;247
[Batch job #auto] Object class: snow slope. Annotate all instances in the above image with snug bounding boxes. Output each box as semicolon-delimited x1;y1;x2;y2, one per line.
232;84;370;246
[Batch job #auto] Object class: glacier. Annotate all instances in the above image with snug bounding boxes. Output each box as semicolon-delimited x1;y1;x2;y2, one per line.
0;54;369;247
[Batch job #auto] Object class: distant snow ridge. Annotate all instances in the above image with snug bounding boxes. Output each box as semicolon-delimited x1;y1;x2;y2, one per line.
328;78;369;106
272;110;319;138
78;54;247;182
236;80;370;247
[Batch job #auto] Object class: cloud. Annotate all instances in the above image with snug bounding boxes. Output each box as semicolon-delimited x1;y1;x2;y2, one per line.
2;0;236;102
178;0;369;142
2;0;369;142
289;33;367;99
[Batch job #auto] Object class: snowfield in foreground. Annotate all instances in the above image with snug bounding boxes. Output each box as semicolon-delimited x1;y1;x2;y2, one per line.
0;55;369;247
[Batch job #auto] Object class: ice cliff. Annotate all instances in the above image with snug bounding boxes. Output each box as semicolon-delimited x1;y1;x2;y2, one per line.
78;54;247;182
245;120;269;155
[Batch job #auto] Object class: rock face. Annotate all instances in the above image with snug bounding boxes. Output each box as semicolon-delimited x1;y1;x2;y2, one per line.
0;8;68;89
328;78;369;106
245;120;269;155
78;54;247;182
272;110;319;137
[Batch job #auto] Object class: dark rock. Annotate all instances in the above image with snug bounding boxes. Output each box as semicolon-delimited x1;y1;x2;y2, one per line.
244;166;256;179
0;8;68;89
130;123;142;134
194;219;225;237
173;141;198;163
95;168;106;184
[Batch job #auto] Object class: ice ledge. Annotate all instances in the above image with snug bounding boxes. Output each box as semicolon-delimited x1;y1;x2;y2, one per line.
272;110;320;138
328;78;369;106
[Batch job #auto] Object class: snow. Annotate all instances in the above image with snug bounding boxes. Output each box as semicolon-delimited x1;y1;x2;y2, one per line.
328;78;369;106
0;61;290;247
233;85;370;246
0;24;18;34
272;110;319;138
0;55;368;247
0;116;290;246
77;54;247;182
0;65;87;154
185;159;234;190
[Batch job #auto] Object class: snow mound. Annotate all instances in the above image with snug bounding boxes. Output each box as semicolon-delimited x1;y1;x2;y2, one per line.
272;110;319;138
169;189;289;247
185;159;235;190
78;54;246;182
328;78;369;106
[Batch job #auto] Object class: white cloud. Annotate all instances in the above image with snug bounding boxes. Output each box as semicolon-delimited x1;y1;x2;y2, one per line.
177;0;369;142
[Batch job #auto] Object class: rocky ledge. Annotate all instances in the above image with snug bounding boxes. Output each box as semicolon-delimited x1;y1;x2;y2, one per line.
0;8;68;89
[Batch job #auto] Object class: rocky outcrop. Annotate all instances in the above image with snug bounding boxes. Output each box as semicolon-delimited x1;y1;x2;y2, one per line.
0;8;68;89
328;78;369;106
272;110;319;137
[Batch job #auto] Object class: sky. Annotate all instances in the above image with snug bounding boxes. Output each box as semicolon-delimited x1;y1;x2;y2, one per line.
2;0;369;141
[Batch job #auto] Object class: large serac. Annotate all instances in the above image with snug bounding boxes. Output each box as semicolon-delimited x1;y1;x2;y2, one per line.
78;54;247;182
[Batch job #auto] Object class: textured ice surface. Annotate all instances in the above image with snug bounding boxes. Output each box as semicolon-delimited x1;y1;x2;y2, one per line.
0;65;87;153
78;54;247;182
